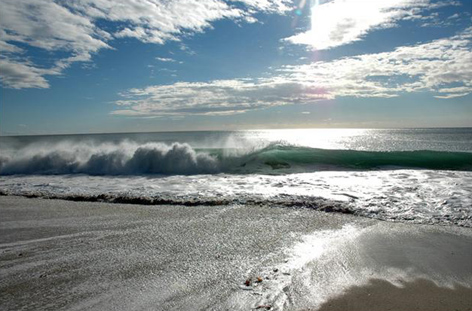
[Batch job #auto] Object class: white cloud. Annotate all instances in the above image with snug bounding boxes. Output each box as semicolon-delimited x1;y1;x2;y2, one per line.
231;0;292;13
0;0;292;89
113;28;472;116
434;86;472;98
434;93;469;99
447;13;460;19
156;57;176;63
282;27;472;97
113;79;322;116
285;0;460;50
0;0;110;88
73;0;245;43
0;0;109;53
0;59;60;89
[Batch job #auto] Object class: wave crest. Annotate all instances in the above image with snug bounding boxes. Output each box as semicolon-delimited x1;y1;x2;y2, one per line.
0;142;220;175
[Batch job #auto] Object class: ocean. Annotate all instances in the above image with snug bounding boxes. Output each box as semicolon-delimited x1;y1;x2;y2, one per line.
1;128;471;227
1;128;472;311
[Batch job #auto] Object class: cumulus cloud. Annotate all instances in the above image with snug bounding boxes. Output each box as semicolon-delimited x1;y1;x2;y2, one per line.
0;0;292;89
285;0;461;50
113;28;472;116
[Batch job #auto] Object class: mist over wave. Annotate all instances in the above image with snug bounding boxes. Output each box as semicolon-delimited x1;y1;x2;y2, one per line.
0;141;220;175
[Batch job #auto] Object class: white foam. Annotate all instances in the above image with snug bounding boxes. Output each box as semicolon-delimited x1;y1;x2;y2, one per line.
0;169;471;227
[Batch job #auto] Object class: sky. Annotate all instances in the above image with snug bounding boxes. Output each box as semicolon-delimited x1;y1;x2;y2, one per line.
0;0;471;135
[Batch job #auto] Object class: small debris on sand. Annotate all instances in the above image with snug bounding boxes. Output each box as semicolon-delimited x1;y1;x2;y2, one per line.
256;276;263;283
255;305;272;310
245;278;252;286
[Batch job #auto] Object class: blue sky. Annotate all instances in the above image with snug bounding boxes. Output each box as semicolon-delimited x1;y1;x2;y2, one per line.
0;0;471;135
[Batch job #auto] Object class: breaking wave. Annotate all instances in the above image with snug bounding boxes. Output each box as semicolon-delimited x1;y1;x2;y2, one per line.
1;141;471;176
0;141;219;175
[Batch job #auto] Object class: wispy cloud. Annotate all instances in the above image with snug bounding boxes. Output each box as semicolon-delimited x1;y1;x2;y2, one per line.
0;0;292;89
0;58;60;89
285;0;461;50
113;28;472;116
113;79;309;116
282;27;472;98
156;57;177;63
232;0;292;13
0;0;110;88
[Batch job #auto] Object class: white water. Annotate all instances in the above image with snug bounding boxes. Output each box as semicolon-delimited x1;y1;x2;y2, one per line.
1;169;471;227
0;141;220;175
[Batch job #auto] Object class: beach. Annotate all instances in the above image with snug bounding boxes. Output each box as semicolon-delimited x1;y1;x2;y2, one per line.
1;195;471;311
2;0;472;308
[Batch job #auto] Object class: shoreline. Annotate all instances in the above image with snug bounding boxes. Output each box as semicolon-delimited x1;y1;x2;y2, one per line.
1;195;471;310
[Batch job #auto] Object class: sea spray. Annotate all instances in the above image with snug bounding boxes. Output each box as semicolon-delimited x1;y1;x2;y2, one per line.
0;141;220;175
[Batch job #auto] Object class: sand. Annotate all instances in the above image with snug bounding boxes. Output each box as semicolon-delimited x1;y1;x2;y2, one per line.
0;195;471;310
316;278;472;311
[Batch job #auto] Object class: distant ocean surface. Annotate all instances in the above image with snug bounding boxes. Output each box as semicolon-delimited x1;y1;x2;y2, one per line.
1;128;471;227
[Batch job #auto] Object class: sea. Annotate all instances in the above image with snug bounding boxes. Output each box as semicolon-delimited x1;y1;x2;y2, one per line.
1;128;471;227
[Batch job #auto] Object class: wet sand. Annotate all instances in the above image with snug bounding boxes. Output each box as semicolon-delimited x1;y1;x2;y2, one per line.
317;278;472;311
0;196;471;310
